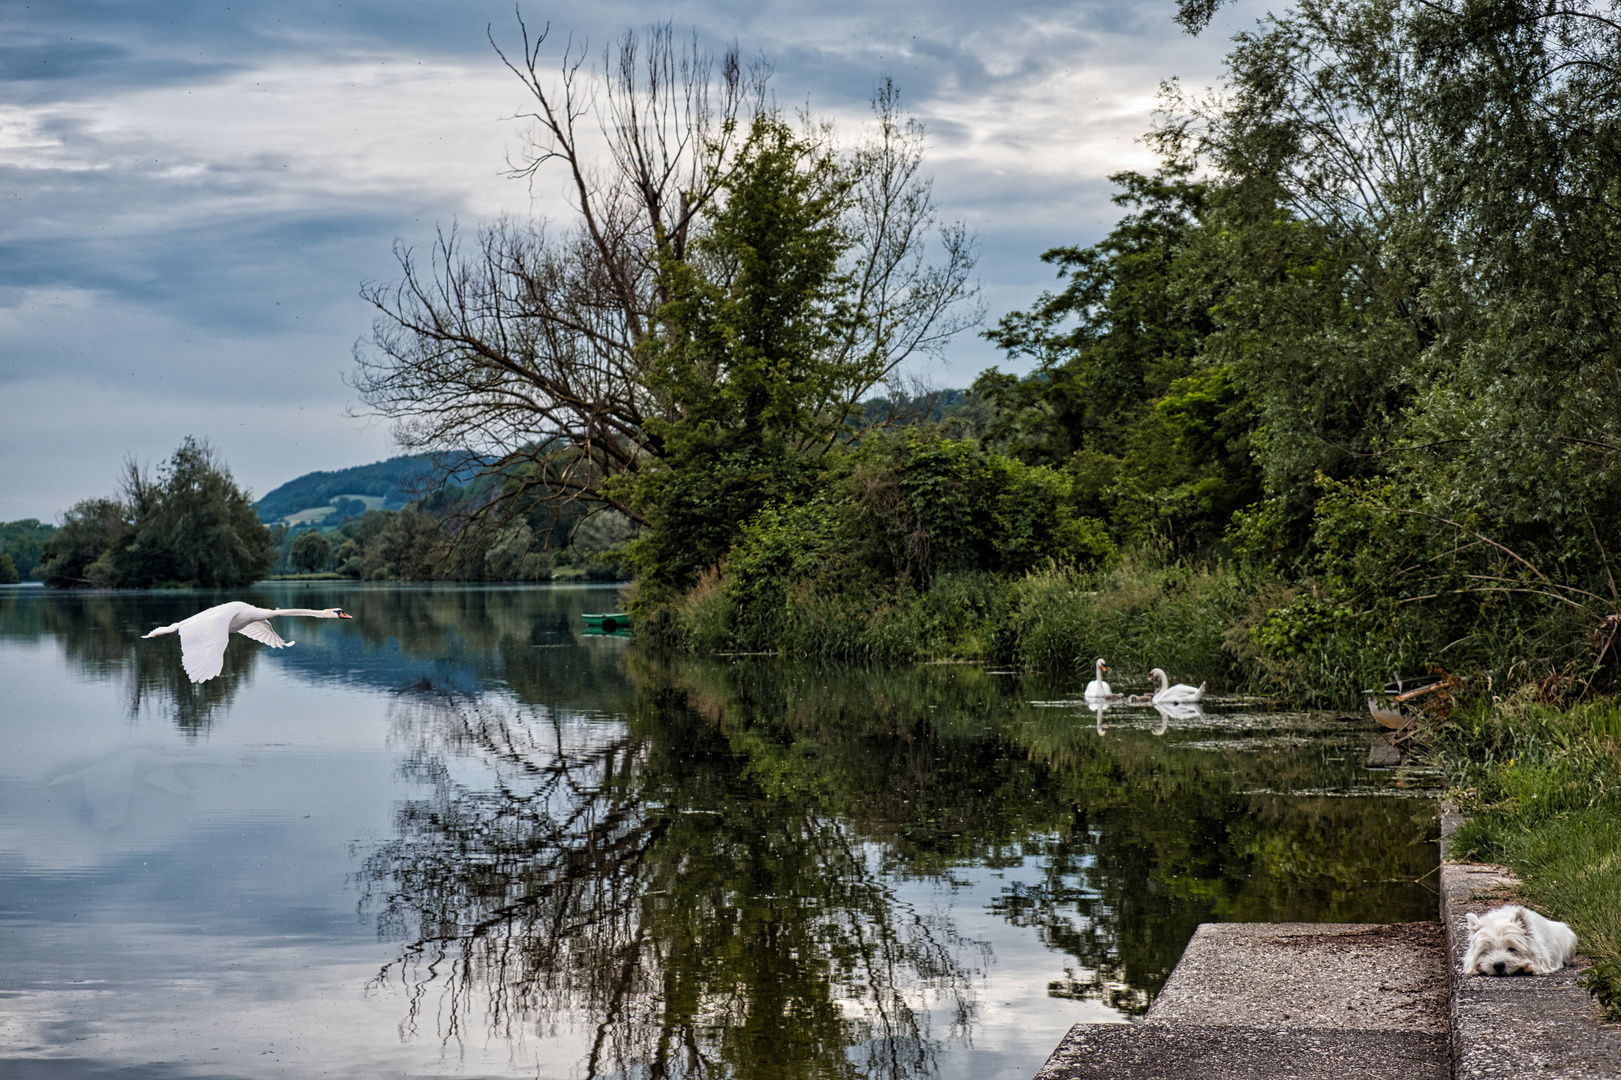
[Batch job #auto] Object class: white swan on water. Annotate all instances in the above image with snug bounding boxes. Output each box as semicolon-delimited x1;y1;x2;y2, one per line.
1149;667;1205;704
143;601;352;683
1084;658;1114;699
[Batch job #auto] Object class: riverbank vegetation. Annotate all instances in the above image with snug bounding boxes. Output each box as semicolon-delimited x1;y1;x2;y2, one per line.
351;0;1621;697
1439;691;1621;1018
346;0;1621;1012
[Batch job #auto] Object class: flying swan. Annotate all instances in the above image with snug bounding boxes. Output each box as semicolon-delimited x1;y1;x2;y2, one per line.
143;601;352;683
1084;658;1114;699
1149;667;1205;704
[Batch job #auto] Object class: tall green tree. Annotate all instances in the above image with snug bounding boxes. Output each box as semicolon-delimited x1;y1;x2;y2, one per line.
352;23;976;533
1168;0;1438;547
975;168;1261;550
624;116;858;592
1401;0;1621;537
41;438;274;589
1169;0;1621;674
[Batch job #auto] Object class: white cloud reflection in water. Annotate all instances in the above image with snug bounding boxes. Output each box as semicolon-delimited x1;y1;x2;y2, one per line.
0;583;1438;1078
0;588;1009;1078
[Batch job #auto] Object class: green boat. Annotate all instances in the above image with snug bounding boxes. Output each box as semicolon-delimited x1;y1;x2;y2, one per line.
582;612;631;635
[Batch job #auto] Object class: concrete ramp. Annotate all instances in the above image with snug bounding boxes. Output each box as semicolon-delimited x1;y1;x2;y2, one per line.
1035;922;1449;1080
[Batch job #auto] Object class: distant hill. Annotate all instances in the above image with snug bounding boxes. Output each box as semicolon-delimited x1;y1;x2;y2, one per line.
254;391;976;528
255;455;438;525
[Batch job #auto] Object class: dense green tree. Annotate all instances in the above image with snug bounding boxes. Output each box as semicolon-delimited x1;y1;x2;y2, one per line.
0;519;55;580
624;116;856;593
289;529;332;573
974;168;1261;551
1400;0;1621;539
39;499;129;588
40;438;273;589
1167;0;1437;549
116;438;274;587
980;169;1214;459
1159;0;1621;680
0;553;18;585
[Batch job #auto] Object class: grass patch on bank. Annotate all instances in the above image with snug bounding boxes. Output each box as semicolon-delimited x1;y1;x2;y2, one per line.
1442;692;1621;1019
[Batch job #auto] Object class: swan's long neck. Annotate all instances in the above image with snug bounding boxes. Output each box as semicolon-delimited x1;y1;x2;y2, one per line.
1155;670;1169;691
1095;659;1105;679
268;608;340;618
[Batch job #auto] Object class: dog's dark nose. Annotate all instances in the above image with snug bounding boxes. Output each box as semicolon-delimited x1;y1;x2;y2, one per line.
1493;961;1506;975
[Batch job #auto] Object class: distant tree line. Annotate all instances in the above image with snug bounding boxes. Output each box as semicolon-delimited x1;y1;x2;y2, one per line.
264;474;633;583
35;436;635;589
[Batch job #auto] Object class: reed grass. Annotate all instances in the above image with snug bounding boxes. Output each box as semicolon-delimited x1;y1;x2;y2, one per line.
661;551;1260;685
1009;559;1246;690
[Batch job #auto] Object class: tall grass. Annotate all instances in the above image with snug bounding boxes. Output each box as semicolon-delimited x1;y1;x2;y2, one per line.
659;540;1612;706
1010;557;1248;691
1442;689;1621;1019
660;549;1266;691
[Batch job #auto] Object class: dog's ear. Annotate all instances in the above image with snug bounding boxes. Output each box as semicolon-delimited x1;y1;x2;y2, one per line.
1515;907;1531;930
1467;913;1480;930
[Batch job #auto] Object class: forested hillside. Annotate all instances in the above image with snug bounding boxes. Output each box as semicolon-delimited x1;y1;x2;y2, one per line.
254;454;437;523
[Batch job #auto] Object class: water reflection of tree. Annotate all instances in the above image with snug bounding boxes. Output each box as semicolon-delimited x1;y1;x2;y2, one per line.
240;584;639;708
997;711;1440;1014
628;657;1438;1017
360;688;982;1079
17;591;254;734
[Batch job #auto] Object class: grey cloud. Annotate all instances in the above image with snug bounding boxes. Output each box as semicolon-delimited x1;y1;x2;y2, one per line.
0;186;419;338
0;0;1265;519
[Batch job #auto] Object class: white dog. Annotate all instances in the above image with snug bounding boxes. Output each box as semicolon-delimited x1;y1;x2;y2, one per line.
1464;904;1578;976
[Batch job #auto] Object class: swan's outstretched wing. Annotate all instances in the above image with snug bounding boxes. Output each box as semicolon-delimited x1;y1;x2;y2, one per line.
178;609;235;683
235;620;293;649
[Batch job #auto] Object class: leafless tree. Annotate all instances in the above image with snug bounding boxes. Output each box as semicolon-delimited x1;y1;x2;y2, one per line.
351;19;978;524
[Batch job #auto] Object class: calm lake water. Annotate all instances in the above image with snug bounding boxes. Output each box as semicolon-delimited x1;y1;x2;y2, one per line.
0;583;1440;1079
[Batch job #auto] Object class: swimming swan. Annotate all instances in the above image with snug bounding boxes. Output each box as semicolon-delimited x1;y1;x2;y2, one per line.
1149;667;1205;704
143;601;352;683
1084;658;1113;699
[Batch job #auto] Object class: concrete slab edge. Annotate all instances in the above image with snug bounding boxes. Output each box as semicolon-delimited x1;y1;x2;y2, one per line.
1438;802;1621;1079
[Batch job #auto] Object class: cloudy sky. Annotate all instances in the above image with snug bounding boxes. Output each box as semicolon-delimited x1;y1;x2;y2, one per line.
0;0;1264;522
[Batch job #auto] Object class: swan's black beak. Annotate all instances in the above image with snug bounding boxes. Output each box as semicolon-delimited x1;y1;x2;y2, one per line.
337;610;353;619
